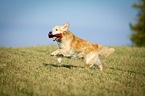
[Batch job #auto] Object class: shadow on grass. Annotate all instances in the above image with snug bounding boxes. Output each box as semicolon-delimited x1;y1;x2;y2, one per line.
43;63;83;69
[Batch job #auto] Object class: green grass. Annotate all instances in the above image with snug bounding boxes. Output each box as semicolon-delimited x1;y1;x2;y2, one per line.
0;46;145;96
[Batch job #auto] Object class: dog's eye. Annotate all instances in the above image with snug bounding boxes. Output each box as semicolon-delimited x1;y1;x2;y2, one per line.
56;29;58;31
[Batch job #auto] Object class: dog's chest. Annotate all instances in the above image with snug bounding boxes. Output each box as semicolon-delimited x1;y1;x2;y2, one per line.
59;40;71;49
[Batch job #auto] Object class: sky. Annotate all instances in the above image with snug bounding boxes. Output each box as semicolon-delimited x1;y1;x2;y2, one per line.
0;0;138;47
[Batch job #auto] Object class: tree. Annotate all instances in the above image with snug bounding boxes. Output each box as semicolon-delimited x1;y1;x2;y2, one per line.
130;0;145;47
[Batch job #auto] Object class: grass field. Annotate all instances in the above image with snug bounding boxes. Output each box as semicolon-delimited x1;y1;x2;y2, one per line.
0;45;145;96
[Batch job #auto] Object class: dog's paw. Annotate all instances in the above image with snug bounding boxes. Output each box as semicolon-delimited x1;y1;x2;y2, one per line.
63;54;71;57
50;52;57;56
57;57;62;63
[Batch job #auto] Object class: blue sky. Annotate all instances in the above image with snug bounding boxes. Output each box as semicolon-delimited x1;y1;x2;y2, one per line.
0;0;137;47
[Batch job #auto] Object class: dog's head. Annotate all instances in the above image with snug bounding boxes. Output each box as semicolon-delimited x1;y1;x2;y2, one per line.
48;23;69;41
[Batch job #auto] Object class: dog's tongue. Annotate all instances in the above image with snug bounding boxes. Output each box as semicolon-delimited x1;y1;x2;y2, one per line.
53;37;57;41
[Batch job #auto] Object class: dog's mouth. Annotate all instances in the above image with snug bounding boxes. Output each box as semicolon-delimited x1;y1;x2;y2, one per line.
52;37;58;41
48;33;62;41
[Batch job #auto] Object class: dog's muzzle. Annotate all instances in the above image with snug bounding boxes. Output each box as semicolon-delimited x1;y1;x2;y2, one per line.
48;31;63;41
48;31;55;38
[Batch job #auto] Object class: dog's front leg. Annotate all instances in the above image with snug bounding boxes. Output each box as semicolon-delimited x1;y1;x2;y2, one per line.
50;49;61;56
51;49;70;63
50;49;70;56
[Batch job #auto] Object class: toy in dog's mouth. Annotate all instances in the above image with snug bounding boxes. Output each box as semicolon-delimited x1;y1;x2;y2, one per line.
48;33;62;41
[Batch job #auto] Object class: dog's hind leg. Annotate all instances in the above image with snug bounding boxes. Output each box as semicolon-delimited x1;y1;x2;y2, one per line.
98;64;103;71
85;52;98;69
94;57;103;71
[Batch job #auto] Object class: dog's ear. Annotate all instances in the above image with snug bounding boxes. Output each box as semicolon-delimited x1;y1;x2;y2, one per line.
61;22;69;31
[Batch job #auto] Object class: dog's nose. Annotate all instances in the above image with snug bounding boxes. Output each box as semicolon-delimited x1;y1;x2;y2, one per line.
49;31;52;34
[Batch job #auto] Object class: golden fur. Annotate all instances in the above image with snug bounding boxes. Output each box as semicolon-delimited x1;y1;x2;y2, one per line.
50;23;115;71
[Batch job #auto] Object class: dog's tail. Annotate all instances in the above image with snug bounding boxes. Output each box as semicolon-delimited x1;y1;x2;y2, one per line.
93;44;115;57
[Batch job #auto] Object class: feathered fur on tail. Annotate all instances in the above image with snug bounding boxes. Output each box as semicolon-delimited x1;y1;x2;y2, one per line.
94;44;115;57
